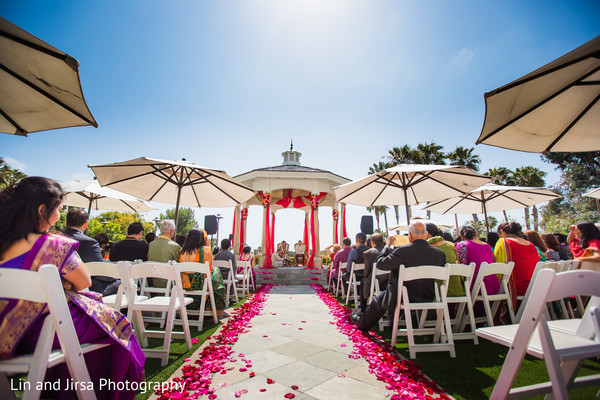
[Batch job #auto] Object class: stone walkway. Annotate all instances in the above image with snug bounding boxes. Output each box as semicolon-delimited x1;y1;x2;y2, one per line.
152;285;449;399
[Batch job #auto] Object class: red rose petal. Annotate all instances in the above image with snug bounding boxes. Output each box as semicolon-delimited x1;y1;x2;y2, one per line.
284;393;296;399
291;385;299;390
267;378;275;384
260;388;267;392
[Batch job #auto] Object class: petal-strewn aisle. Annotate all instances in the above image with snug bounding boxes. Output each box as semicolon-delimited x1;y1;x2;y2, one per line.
153;285;452;400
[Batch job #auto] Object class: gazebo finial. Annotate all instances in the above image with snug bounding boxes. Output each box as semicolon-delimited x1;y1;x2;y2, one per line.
290;139;293;151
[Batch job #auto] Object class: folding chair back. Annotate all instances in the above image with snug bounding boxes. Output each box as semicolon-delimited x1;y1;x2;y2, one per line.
124;262;192;366
445;263;478;343
392;265;455;358
478;269;600;399
345;263;365;309
0;265;97;400
85;261;144;310
368;262;389;304
470;261;516;327
174;262;218;330
235;260;251;296
335;262;347;298
515;261;545;322
213;259;238;305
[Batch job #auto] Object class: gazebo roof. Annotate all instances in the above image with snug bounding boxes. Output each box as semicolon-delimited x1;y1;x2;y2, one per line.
233;142;350;209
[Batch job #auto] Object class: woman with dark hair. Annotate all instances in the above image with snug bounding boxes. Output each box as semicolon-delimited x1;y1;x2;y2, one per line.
179;228;226;313
486;231;500;250
238;245;256;286
0;177;144;399
494;221;539;297
567;222;600;264
541;233;561;261
455;225;498;295
524;230;548;261
94;232;110;259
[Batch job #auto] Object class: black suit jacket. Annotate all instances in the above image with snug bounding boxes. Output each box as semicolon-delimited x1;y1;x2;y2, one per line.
62;227;104;263
376;239;446;310
362;244;386;298
110;238;149;262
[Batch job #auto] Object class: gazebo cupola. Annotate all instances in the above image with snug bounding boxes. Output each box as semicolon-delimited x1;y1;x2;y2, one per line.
232;143;351;268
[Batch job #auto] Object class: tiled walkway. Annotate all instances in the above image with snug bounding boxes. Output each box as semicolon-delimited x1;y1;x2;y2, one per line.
154;285;449;399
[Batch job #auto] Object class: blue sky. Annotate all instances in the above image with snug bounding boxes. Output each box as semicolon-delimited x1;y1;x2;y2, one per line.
2;1;599;247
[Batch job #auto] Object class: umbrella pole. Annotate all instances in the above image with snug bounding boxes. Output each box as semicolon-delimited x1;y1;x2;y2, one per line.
483;201;490;233
174;185;183;231
403;189;410;225
87;199;92;216
455;214;459;232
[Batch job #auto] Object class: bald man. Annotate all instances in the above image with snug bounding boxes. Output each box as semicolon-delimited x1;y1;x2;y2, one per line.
351;222;446;332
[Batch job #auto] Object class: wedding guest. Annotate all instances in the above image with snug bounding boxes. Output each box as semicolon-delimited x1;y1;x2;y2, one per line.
541;233;561;261
494;222;538;297
426;223;464;297
567;222;600;264
524;230;548;261
110;222;149;262
0;177;145;399
455;225;498;295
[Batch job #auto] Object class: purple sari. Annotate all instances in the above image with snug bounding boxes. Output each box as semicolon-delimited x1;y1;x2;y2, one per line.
0;235;145;399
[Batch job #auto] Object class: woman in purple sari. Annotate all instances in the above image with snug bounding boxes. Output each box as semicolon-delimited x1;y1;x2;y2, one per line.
455;225;499;296
0;177;145;399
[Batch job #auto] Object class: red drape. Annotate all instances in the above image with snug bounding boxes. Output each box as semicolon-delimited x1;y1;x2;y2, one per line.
270;212;275;256
263;205;272;268
342;204;348;239
239;214;245;254
308;207;316;268
303;212;309;257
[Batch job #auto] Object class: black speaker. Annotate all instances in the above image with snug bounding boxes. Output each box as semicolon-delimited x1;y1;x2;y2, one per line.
204;215;218;235
360;215;374;235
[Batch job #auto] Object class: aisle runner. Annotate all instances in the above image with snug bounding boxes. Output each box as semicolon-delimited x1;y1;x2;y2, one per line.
156;284;274;400
311;284;450;400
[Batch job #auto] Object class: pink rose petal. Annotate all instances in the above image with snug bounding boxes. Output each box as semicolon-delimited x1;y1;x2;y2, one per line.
284;393;296;399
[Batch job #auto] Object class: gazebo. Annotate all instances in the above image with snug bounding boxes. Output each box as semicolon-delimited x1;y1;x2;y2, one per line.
232;143;351;268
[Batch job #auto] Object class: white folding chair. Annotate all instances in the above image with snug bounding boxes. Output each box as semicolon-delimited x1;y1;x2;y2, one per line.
124;262;193;366
174;262;218;330
137;261;174;328
477;269;600;399
234;260;251;296
445;263;478;344
391;265;455;358
84;261;148;310
465;261;516;329
345;263;365;309
334;262;347;299
368;262;390;304
213;259;238;305
0;265;105;400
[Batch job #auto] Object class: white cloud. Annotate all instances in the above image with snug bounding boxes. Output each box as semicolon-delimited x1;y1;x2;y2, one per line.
444;47;475;71
3;157;27;172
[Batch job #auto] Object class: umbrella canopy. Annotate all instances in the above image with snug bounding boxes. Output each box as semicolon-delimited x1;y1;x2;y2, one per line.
424;183;562;231
61;180;156;215
476;35;600;153
0;17;98;136
583;187;600;200
333;164;490;224
89;157;255;226
388;217;454;232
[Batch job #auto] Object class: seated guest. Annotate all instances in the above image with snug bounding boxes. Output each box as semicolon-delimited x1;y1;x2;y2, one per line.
179;229;226;314
553;232;573;260
568;222;600;265
0;177;144;399
342;233;368;294
94;233;110;259
494;222;539;298
486;231;500;250
63;209;118;296
361;233;387;312
109;222;149;262
271;249;290;267
351;222;446;332
145;232;156;244
332;237;352;291
238;245;256;284
175;234;186;247
541;233;561;261
426;223;464;297
525;230;548;261
214;238;237;278
147;219;181;263
325;243;342;282
294;240;307;266
455;225;497;295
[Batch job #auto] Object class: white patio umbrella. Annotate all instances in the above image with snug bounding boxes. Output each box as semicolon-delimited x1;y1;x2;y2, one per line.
61;180;156;215
388;216;454;232
89;157;255;227
583;187;600;214
0;17;97;136
476;35;600;153
333;164;491;224
424;183;562;231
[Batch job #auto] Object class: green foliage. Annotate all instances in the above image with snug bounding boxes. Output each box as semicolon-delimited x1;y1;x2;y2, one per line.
0;158;26;190
464;216;499;236
88;211;154;242
446;146;481;171
159;207;199;235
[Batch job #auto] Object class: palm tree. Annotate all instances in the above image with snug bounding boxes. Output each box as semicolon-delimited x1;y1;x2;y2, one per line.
416;142;446;165
485;167;514;223
447;146;482;223
368;161;398;227
509;166;546;230
387;145;418;165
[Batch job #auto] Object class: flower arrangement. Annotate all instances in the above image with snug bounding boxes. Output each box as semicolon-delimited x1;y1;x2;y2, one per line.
332;209;339;220
241;208;248;220
261;192;271;207
310;194;320;209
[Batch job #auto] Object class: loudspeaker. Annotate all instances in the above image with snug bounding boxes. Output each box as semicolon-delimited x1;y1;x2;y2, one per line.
204;215;218;235
360;215;374;235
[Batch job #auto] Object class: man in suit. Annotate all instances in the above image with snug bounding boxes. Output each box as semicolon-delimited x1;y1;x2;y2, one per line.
63;209;119;295
360;233;387;312
110;221;149;262
214;238;237;279
341;232;368;294
351;222;446;332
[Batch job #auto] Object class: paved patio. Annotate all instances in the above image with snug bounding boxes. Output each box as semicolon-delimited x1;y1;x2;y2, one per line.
152;285;451;399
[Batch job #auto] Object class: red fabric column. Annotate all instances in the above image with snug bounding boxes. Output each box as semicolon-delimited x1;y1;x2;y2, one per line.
332;208;339;244
263;207;272;267
270;212;275;255
308;206;316;268
239;209;247;254
341;203;348;239
303;212;309;253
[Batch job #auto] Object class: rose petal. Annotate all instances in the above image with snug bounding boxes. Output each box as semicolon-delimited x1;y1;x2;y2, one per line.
260;389;267;392
291;385;299;390
284;393;296;399
267;378;275;384
191;338;199;344
249;372;255;378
